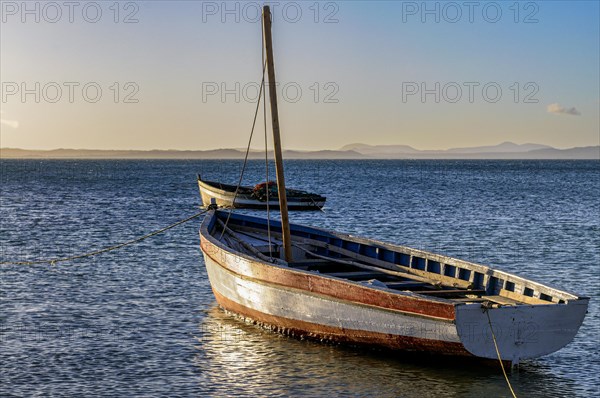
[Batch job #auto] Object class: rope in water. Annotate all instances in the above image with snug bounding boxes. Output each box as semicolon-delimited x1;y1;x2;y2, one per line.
483;306;518;398
0;210;208;266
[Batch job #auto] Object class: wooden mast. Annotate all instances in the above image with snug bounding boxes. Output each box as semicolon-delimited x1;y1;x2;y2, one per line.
263;5;292;262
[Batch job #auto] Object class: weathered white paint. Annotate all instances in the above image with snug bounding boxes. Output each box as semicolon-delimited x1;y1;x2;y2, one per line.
204;251;590;362
204;254;461;343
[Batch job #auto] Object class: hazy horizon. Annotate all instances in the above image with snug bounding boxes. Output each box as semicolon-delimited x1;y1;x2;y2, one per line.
0;140;596;152
1;1;599;151
2;141;598;161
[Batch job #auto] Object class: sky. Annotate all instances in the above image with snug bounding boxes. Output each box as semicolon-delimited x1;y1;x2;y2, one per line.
1;0;599;151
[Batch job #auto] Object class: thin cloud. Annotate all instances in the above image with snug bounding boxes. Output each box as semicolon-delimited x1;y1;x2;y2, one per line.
0;110;19;129
1;119;19;129
547;103;581;116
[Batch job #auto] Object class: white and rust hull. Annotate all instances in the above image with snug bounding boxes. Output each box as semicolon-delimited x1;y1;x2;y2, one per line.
199;211;589;363
201;240;468;355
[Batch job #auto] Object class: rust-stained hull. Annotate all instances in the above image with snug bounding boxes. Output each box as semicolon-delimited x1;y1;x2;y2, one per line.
201;232;470;357
212;288;470;356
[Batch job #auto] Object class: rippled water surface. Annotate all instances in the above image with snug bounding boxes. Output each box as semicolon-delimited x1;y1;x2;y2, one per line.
1;159;599;397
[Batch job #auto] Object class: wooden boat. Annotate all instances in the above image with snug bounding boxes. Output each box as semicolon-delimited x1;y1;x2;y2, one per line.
199;5;588;364
198;175;326;210
200;210;588;364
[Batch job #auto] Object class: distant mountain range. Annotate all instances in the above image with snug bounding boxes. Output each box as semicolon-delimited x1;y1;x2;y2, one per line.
338;142;599;159
1;142;598;159
340;141;555;155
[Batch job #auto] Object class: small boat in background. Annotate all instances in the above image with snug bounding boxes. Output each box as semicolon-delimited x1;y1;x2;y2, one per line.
198;175;326;210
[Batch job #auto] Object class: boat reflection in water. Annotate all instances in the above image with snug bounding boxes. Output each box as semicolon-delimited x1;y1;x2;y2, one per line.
193;306;581;397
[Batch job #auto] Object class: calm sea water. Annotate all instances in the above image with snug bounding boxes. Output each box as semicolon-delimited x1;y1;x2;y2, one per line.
1;159;599;397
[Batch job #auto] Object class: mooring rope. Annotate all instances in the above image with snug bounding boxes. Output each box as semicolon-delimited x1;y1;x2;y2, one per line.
483;305;518;398
0;210;208;266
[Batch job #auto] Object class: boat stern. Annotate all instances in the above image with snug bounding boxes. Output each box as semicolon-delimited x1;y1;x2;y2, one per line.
454;298;589;364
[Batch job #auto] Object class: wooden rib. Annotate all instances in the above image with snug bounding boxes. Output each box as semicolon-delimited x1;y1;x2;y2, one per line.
499;289;550;305
450;297;488;303
294;237;473;289
385;281;429;289
411;289;486;297
325;271;387;280
292;244;442;287
482;295;523;306
216;218;285;265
